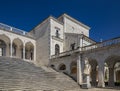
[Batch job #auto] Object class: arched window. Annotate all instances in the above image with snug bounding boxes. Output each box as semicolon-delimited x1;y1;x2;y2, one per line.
59;64;66;71
0;40;6;56
55;44;60;55
70;43;75;50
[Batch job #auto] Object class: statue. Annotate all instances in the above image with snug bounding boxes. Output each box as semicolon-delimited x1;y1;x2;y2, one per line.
82;57;91;88
83;58;91;75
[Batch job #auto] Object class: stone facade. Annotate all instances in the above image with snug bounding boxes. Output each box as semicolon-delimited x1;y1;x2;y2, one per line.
0;24;36;62
0;13;120;88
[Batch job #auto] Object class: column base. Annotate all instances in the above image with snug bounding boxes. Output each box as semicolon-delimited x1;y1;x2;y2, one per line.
97;82;105;88
82;83;91;89
82;75;91;89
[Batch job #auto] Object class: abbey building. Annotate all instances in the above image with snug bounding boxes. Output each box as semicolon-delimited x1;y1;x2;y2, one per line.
0;13;120;88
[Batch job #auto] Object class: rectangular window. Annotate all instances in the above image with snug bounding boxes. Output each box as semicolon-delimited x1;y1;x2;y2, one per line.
56;30;60;38
70;43;75;50
55;27;60;38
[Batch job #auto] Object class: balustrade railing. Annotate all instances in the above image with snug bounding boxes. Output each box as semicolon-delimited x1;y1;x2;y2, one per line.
0;23;28;36
51;48;80;58
82;37;120;51
51;37;120;59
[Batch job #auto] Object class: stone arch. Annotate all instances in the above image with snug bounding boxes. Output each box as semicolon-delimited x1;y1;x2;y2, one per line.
0;34;10;56
105;55;120;87
55;44;60;55
0;34;10;41
25;41;34;60
13;38;23;58
105;55;120;68
58;63;66;71
13;38;23;46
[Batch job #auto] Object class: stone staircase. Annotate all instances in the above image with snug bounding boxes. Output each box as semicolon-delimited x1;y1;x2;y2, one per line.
0;57;80;91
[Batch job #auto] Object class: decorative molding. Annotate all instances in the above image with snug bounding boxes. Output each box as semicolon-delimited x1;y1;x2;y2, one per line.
52;36;64;42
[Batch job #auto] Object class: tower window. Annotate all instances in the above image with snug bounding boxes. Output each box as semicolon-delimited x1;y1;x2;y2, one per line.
55;44;60;55
55;27;60;38
71;43;75;50
56;29;60;38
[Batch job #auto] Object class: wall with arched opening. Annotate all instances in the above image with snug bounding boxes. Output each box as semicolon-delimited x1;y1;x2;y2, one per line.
105;55;120;86
58;63;66;71
25;42;34;61
13;38;23;58
0;34;10;56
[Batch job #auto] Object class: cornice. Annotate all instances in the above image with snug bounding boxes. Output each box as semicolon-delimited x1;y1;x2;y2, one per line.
58;13;90;30
52;36;64;42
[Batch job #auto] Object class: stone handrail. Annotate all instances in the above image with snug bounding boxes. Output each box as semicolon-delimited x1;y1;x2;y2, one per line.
51;37;120;59
51;48;80;59
82;37;120;51
0;23;28;35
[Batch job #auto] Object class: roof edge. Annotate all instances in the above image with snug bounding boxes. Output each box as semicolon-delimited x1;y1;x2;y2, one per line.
58;13;91;30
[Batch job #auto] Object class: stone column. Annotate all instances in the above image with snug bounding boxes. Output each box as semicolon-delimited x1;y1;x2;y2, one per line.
108;68;114;87
33;44;36;61
79;36;83;51
10;40;13;57
6;43;9;57
23;43;25;60
77;55;82;85
98;63;105;87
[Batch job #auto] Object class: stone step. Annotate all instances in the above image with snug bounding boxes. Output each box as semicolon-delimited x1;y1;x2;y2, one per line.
0;56;80;90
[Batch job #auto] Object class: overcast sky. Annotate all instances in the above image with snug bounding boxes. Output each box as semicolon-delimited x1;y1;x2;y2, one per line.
0;0;120;42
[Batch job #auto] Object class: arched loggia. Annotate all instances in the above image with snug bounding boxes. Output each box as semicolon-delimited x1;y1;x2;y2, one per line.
105;55;120;87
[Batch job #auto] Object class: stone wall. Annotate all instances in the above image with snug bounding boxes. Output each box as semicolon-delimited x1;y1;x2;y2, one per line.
50;18;64;56
34;19;50;66
50;53;78;80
